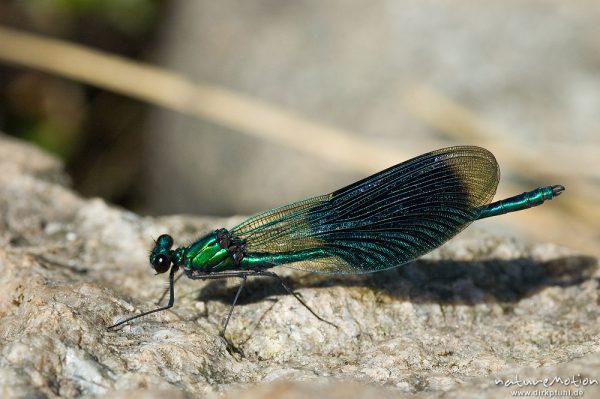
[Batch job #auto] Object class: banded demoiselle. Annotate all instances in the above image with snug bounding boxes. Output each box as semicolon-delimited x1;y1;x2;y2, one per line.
107;146;564;334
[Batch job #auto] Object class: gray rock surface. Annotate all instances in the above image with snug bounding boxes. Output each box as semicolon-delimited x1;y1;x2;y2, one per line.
0;134;598;398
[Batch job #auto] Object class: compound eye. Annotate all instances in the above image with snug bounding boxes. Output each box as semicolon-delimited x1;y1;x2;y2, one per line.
152;254;171;273
157;234;174;249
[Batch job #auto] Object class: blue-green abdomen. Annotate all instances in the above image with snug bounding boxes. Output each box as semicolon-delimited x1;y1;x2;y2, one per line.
240;248;327;270
476;186;560;220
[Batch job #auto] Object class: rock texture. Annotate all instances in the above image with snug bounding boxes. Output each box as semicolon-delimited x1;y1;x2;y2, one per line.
0;134;598;398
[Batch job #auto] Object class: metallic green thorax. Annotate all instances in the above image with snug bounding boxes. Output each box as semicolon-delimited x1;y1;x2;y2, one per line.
178;229;326;273
179;230;239;272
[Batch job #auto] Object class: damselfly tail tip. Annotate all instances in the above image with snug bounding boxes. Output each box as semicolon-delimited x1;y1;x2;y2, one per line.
551;185;565;197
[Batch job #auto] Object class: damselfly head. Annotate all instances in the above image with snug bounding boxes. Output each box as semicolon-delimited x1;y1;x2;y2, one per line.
150;234;174;274
156;234;174;249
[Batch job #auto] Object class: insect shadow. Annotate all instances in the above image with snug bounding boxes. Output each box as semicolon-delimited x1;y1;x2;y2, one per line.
196;255;597;307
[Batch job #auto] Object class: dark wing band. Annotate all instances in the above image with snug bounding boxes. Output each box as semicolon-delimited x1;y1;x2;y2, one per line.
232;146;499;274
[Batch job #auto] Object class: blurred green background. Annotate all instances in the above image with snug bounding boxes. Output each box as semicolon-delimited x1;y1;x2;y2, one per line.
0;0;163;206
0;1;598;255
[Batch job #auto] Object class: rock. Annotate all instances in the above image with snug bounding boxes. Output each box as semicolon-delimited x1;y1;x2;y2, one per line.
0;134;598;398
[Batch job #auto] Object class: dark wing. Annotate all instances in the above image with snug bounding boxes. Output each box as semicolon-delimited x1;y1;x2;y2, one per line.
231;146;499;274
